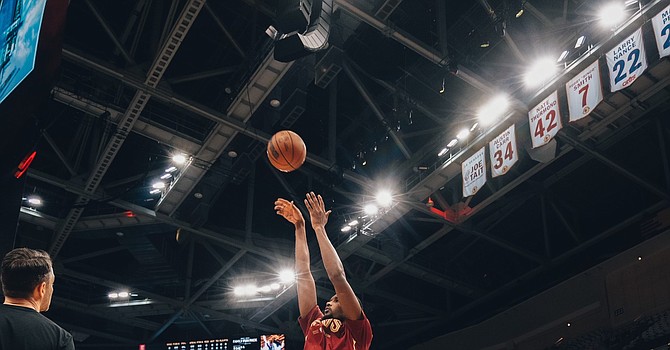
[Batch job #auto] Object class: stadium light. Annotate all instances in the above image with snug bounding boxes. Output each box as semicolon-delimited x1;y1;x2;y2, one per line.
599;2;626;28
478;94;510;126
525;58;557;87
375;190;393;207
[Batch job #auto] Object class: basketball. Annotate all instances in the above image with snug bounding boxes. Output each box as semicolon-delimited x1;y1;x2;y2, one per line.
267;130;307;172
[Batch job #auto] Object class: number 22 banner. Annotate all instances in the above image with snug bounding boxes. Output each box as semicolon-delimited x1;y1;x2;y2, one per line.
489;124;518;178
529;90;562;148
652;3;670;59
606;27;648;92
462;147;486;197
566;60;603;122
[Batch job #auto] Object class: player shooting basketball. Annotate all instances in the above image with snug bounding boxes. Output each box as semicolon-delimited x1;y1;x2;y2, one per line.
274;192;373;350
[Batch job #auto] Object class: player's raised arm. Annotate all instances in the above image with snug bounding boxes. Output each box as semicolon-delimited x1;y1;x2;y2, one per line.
304;192;363;321
275;198;317;317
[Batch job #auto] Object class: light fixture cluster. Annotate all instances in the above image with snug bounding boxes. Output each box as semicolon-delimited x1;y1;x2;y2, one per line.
108;291;138;299
340;190;395;235
22;195;43;208
149;153;190;197
232;269;295;299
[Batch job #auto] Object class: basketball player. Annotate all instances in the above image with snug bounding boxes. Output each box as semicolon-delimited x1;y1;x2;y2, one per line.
275;192;372;350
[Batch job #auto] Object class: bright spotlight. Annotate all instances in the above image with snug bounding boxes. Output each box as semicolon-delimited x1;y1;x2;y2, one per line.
376;190;393;207
456;128;470;140
574;35;586;48
363;204;378;215
270;283;281;290
27;196;42;206
259;285;272;293
557;50;569;62
524;58;557;87
279;269;295;283
599;3;626;28
172;154;187;165
348;219;359;227
478;94;509;126
165;166;178;173
447;139;458;148
118;291;130;298
108;293;119;299
152;181;166;189
341;225;352;233
438;147;448;157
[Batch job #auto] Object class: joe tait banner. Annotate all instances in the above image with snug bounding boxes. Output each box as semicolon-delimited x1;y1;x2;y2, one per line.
489;125;518;178
529;90;562;148
606;27;648;92
566;60;603;122
462;147;486;197
652;3;670;59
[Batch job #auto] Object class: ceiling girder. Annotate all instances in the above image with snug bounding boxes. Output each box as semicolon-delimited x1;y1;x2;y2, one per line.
48;0;206;258
83;0;135;65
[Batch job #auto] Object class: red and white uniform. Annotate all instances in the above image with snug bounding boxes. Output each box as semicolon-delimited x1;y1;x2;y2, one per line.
298;305;372;350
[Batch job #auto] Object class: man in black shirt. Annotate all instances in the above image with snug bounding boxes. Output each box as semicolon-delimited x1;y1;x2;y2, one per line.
0;247;74;350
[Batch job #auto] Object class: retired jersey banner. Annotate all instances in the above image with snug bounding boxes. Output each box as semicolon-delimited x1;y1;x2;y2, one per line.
652;4;670;58
489;125;518;178
566;60;603;122
529;90;562;148
606;27;648;92
462;147;486;197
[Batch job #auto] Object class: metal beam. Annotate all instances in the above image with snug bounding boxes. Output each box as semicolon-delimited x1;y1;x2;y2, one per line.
43;131;76;176
48;0;206;258
342;61;412;159
83;0;135;64
167;65;240;84
204;3;246;58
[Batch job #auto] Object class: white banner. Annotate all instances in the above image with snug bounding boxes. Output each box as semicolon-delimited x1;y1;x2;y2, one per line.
529;90;562;148
606;27;648;92
462;147;486;197
566;60;603;122
489;125;518;178
652;4;670;58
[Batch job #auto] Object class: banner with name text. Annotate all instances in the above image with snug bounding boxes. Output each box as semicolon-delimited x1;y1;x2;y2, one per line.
529;90;562;148
652;4;670;58
566;60;603;122
489;125;518;178
462;147;486;197
606;27;648;92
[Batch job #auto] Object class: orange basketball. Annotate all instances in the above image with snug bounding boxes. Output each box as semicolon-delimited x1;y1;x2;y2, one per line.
267;130;307;172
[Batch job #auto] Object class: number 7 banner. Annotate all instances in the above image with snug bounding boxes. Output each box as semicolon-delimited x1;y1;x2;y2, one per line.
566;60;603;122
652;3;670;58
489;124;518;178
606;27;648;92
529;90;562;148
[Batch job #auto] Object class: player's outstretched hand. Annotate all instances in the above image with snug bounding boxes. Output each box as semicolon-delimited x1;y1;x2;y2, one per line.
304;192;331;228
275;198;304;226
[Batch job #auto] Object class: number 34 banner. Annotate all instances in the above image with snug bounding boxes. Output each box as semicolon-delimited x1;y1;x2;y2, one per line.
489;125;518;178
566;61;603;122
529;90;562;148
606;27;648;92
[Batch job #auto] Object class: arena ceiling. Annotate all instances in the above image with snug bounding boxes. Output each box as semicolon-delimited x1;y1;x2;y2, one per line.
11;0;670;348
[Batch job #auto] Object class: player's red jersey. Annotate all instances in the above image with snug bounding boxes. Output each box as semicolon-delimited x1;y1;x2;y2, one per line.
298;305;372;350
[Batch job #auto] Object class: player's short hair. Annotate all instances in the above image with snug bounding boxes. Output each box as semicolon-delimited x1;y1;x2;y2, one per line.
1;248;53;298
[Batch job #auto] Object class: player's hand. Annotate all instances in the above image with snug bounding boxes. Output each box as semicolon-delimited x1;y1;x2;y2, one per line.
305;192;331;228
275;198;304;226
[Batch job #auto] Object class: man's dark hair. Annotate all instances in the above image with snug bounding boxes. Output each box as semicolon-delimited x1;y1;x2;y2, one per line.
1;248;53;298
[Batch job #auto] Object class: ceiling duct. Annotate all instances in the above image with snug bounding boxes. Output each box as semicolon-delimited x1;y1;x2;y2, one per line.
273;0;333;62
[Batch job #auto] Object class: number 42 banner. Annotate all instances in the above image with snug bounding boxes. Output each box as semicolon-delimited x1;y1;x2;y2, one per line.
529;90;562;148
489;125;518;178
606;27;648;92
